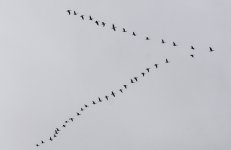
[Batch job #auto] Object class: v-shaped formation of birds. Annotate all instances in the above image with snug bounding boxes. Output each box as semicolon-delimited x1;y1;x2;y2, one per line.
35;9;215;147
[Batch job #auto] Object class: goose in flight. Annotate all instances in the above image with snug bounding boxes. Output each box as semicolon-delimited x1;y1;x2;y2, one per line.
65;121;68;123
141;72;145;77
119;89;123;93
154;64;158;68
92;101;96;104
165;59;169;63
105;95;109;100
146;68;150;72
146;37;150;40
98;97;102;102
123;84;127;89
54;134;57;138
162;39;166;44
80;15;84;20
89;15;93;20
84;104;88;108
102;22;106;27
111;91;116;97
67;10;71;15
190;54;194;58
191;46;195;50
77;112;81;116
134;77;138;82
41;140;44;144
132;32;136;36
36;144;39;147
62;125;66;128
49;137;53;141
74;11;77;15
95;21;99;26
55;130;58;135
56;128;60;132
69;118;74;122
209;47;215;52
80;108;84;111
112;24;116;31
123;28;127;32
131;79;135;83
173;42;177;46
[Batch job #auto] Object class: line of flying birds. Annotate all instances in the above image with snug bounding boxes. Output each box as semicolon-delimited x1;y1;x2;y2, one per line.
35;9;216;147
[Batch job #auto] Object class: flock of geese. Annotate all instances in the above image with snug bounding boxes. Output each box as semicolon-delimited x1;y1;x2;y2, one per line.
35;9;215;147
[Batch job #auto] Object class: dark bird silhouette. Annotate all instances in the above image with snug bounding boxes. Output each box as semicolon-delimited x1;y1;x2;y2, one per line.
89;16;93;20
162;39;166;44
102;22;106;27
105;95;109;100
65;121;68;123
80;15;84;20
55;130;58;134
123;28;127;32
209;47;215;52
141;72;145;77
62;125;66;128
112;24;116;31
191;46;195;50
56;128;60;132
119;89;123;93
69;118;74;122
84;104;88;108
74;11;77;15
77;112;81;116
54;134;57;138
134;77;138;82
36;144;39;147
67;10;71;15
132;32;136;36
81;108;84;111
123;85;127;89
95;21;99;26
92;101;96;104
111;91;115;97
98;97;102;102
173;42;177;46
146;68;150;72
131;79;134;83
154;64;158;68
49;137;53;141
41;140;44;144
190;54;194;58
165;59;169;63
146;37;150;40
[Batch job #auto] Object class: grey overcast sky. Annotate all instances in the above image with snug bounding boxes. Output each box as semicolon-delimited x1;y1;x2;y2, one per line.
0;0;231;150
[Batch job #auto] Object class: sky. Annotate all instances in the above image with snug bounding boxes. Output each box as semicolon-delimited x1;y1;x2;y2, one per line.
0;0;231;150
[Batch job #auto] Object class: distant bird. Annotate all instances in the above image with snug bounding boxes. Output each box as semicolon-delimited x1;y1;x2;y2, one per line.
161;39;166;44
55;130;58;134
36;144;39;147
119;89;123;93
123;85;127;89
77;112;81;116
122;28;127;32
154;64;158;68
49;137;53;141
102;22;106;27
111;91;115;97
80;15;84;20
84;104;88;108
95;21;99;26
134;77;138;82
92;101;96;104
105;95;109;100
132;32;136;36
146;37;150;40
209;47;215;52
54;134;57;138
146;68;150;72
131;79;134;83
89;16;93;20
191;46;195;50
62;125;66;128
173;42;177;46
73;11;77;15
165;59;169;63
41;140;44;144
81;108;84;111
65;121;68;123
190;54;194;58
98;97;102;102
141;72;145;77
67;10;71;15
112;24;116;31
56;128;60;132
69;118;74;122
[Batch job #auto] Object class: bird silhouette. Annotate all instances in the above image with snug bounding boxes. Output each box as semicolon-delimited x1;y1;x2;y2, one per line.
98;97;102;102
55;130;58;134
209;47;215;52
132;32;136;36
111;91;115;97
141;72;145;77
95;21;99;26
84;104;88;108
65;121;68;123
190;54;194;58
49;137;53;141
67;10;71;15
191;46;195;50
146;68;150;72
89;16;93;20
56;128;60;132
165;59;169;63
123;28;127;32
131;79;134;83
36;144;39;147
162;39;166;44
123;85;127;89
69;118;74;122
146;37;150;40
154;64;158;68
92;101;96;104
62;125;66;128
74;11;77;15
119;89;123;93
54;134;57;138
105;95;109;100
80;15;84;20
77;112;81;116
112;24;116;31
41;140;44;144
80;108;84;111
102;22;106;27
134;77;138;82
173;42;177;46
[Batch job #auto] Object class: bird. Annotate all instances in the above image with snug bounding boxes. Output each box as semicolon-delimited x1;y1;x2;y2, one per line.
67;10;71;15
84;104;88;108
119;89;123;93
112;24;116;31
190;54;194;58
111;91;115;97
105;95;109;100
173;42;177;46
65;121;68;123
98;97;102;102
54;134;57;138
154;64;158;68
122;28;127;32
146;68;150;72
69;118;74;122
146;37;150;40
81;108;84;111
55;130;58;134
161;39;166;44
191;46;195;50
62;125;66;128
77;112;81;116
123;85;127;89
102;22;106;27
89;16;93;20
209;47;215;52
132;32;136;36
56;128;60;132
92;101;96;104
141;72;145;77
49;137;53;141
165;59;169;63
36;144;39;147
134;77;138;82
73;11;77;15
131;79;134;83
80;15;84;20
41;140;44;144
95;21;99;26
